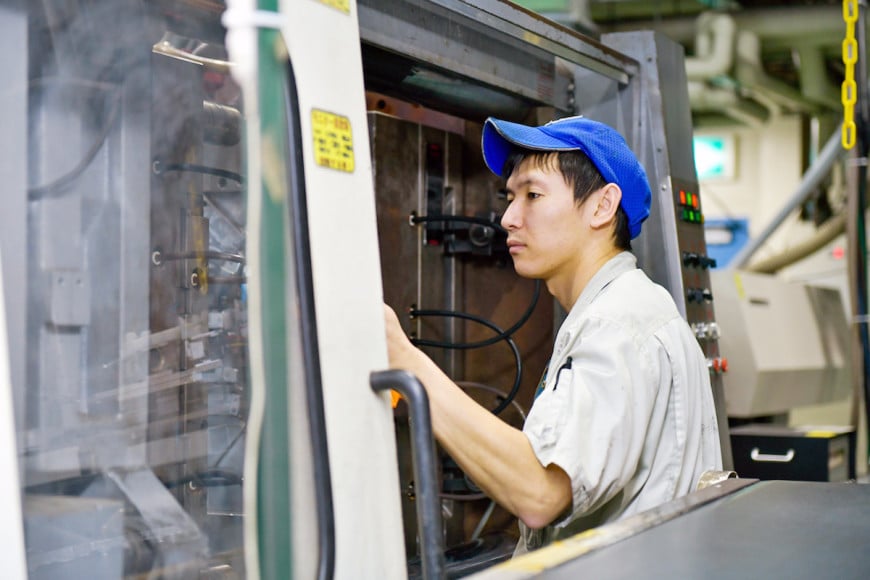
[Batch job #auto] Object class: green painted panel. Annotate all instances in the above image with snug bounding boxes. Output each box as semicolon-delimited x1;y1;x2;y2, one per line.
254;3;293;578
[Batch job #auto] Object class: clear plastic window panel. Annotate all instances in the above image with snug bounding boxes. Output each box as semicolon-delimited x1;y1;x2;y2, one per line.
11;2;251;577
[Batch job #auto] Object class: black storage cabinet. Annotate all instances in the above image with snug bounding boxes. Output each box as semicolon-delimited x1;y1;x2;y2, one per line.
730;424;855;482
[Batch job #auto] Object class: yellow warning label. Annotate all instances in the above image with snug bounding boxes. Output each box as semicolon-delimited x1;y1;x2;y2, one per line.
315;0;350;15
733;272;744;300
522;31;542;46
312;109;354;173
805;430;836;438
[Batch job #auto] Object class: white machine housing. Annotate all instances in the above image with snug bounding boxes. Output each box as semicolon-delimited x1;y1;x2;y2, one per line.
711;270;851;418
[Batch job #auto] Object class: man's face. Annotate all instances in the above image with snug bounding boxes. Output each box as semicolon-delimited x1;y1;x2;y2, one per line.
500;157;593;282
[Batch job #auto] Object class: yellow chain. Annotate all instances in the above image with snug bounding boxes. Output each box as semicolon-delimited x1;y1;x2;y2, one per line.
842;0;859;149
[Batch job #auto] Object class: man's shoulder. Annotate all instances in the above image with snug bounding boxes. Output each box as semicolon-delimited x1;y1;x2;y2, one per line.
587;268;681;331
602;268;677;312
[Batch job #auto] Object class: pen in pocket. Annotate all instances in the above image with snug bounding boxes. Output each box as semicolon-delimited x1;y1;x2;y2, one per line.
553;357;573;391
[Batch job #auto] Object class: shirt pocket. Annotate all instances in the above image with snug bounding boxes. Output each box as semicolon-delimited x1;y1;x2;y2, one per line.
525;367;573;449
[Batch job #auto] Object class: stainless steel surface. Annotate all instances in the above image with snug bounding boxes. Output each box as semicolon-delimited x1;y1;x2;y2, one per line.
595;31;696;309
539;480;870;579
24;495;124;580
13;2;251;576
586;31;732;468
0;3;27;444
426;0;636;83
26;73;152;472
357;0;637;120
470;477;756;580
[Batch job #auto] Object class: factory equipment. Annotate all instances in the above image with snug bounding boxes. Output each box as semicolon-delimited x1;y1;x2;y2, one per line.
1;0;408;578
711;270;851;419
359;0;733;573
472;478;870;580
5;1;255;577
1;0;733;578
709;270;855;483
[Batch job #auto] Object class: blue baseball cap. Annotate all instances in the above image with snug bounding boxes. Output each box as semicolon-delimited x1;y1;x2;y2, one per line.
482;116;652;239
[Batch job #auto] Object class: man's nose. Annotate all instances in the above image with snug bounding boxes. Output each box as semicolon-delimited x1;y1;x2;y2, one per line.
501;201;521;230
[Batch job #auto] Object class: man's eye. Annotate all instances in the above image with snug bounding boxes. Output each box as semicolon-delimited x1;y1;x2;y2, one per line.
528;191;542;199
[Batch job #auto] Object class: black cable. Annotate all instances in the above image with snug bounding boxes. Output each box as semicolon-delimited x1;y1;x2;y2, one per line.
412;279;541;349
27;88;123;200
152;250;245;264
163;468;243;489
208;275;246;285
411;311;522;416
284;54;335;580
410;213;507;234
155;161;244;185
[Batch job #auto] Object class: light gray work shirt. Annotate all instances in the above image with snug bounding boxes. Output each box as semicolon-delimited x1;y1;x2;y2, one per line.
516;251;722;555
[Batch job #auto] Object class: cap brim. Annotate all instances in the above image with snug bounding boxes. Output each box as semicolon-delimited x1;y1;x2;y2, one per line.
482;118;578;177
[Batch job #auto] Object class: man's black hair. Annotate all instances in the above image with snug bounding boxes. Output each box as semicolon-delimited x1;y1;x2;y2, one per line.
502;149;632;251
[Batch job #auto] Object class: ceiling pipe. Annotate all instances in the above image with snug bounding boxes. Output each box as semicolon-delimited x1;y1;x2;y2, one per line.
673;11;823;124
688;80;770;127
734;30;820;114
796;45;841;111
747;163;846;274
682;12;783;126
748;212;846;274
601;6;843;49
732;122;845;269
685;12;736;80
687;80;737;108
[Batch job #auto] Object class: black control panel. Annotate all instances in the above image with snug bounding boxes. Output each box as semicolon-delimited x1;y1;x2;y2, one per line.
672;177;728;375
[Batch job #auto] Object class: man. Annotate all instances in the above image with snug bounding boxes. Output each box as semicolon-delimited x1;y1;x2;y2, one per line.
383;115;722;555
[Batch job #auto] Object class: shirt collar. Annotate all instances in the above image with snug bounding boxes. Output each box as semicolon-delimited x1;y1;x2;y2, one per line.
552;251;637;356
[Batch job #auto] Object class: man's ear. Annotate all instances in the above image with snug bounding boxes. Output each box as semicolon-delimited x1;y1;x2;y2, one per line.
590;183;622;229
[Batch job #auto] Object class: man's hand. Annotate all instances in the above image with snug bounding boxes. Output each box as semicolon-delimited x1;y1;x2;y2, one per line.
380;305;571;529
383;303;414;369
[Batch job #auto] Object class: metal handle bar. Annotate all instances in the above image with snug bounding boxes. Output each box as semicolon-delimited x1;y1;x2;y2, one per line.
370;370;445;580
750;448;796;463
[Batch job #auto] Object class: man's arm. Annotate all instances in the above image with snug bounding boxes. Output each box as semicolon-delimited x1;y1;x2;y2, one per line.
384;305;571;529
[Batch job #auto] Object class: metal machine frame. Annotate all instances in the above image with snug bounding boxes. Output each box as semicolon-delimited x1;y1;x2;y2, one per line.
1;1;732;578
357;0;731;466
